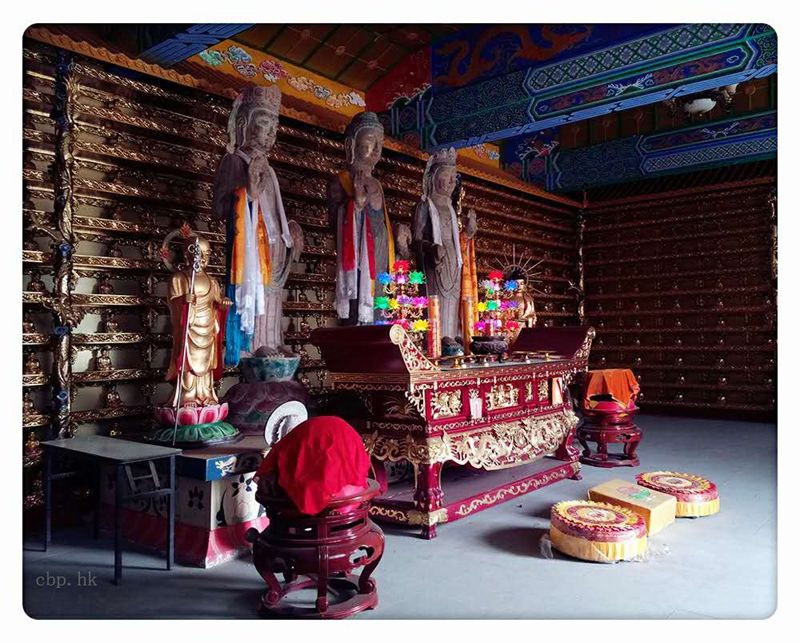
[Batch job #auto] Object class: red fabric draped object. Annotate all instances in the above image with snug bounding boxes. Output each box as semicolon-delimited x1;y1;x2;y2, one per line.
255;416;371;515
342;198;357;271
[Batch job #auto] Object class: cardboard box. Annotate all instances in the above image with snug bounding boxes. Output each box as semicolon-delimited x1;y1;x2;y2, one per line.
588;479;677;535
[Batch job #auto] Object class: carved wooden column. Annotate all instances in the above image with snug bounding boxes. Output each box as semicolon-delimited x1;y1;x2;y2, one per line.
49;50;79;439
570;209;587;325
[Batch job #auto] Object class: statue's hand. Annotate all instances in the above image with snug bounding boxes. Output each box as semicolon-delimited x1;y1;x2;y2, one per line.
354;185;367;209
222;297;233;308
465;208;478;237
185;293;197;304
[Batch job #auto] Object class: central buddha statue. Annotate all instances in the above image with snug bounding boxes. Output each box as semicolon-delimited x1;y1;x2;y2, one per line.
327;112;395;324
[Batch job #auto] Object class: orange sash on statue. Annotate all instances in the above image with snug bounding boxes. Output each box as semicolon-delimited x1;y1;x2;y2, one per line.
230;186;271;287
460;232;478;325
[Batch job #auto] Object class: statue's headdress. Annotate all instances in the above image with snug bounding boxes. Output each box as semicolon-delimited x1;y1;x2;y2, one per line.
344;111;383;163
422;147;457;200
227;85;282;153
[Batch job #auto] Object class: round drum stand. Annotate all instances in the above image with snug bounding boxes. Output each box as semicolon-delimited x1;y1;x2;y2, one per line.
246;480;384;619
577;405;642;468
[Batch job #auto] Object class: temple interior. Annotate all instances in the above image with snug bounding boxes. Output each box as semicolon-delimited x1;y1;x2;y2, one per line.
21;22;778;621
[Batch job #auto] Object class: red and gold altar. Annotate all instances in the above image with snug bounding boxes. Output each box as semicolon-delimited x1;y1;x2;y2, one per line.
312;324;595;538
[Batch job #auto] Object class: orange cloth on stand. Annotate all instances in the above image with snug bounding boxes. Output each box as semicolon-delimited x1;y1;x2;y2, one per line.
584;369;640;409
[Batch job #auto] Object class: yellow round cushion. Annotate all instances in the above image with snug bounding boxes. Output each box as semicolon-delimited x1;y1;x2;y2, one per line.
636;471;720;517
550;500;648;563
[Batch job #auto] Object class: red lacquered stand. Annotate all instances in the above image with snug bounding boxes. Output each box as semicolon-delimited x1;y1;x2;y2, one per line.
577;405;642;468
246;480;384;619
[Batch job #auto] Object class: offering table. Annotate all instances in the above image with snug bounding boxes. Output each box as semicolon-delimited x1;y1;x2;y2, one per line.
312;324;595;538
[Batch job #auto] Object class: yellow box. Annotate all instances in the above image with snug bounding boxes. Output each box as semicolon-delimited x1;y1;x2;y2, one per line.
588;479;677;535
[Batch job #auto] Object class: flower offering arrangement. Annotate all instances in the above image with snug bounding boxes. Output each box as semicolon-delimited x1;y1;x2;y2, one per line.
473;270;523;339
375;260;429;345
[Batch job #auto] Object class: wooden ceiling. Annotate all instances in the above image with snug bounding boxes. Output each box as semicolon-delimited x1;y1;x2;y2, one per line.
231;24;460;91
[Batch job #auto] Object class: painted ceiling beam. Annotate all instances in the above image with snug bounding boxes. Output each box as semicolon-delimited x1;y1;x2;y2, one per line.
545;110;776;193
139;24;254;68
422;24;776;150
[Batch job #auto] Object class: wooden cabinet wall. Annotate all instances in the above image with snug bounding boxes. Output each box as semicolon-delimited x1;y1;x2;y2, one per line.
584;180;777;418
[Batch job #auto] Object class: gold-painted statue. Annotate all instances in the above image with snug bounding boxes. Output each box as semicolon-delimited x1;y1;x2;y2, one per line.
166;233;231;407
152;227;238;447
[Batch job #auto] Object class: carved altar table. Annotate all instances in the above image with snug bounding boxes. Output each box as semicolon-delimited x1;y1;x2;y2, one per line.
312;324;595;538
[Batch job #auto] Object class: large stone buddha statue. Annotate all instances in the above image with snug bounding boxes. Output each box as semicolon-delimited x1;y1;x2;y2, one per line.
212;85;303;364
412;147;478;341
327;112;395;324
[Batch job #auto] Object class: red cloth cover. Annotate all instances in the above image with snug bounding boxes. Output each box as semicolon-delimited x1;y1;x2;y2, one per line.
255;416;371;515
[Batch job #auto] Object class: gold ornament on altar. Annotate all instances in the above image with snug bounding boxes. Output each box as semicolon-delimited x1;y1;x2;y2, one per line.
431;390;463;419
487;244;546;335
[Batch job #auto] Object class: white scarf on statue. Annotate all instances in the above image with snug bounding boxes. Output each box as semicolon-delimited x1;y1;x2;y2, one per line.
335;205;375;323
235;149;294;248
234;150;294;337
237;195;266;337
426;198;462;268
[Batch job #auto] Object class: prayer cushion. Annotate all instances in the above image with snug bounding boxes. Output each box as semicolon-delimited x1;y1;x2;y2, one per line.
636;471;720;517
550;500;648;563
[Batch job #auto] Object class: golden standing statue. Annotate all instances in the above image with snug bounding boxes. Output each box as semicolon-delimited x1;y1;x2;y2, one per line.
166;234;232;407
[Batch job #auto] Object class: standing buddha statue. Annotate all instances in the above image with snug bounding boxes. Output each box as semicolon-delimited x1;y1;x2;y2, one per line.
213;85;303;365
412;147;477;342
151;231;238;446
327;112;395;324
165;234;230;408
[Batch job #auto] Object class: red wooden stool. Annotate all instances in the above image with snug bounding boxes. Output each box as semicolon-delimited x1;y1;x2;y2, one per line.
578;401;642;468
246;479;384;619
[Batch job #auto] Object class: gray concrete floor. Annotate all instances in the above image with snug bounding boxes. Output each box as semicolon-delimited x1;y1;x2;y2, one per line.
23;414;776;619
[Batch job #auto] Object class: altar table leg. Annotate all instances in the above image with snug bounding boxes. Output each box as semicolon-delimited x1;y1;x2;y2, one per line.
113;464;123;585
555;424;582;479
413;462;444;540
43;449;52;551
166;455;175;570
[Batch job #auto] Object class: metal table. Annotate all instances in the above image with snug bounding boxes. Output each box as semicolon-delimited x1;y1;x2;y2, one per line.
41;435;182;585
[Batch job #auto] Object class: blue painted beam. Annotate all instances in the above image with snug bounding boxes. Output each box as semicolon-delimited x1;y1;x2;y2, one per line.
417;24;776;151
139;24;254;68
544;110;776;192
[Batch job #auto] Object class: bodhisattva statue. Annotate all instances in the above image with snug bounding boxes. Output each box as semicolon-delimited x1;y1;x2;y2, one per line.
327;112;395;324
212;85;303;365
152;231;239;446
412;147;478;341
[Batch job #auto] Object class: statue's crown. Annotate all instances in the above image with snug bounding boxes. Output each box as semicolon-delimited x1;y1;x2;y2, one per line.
238;85;281;117
428;147;457;169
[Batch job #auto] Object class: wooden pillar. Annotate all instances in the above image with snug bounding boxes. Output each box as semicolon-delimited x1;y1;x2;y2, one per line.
49;50;78;439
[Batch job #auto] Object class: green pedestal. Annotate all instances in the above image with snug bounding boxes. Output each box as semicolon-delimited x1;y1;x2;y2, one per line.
149;421;240;449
